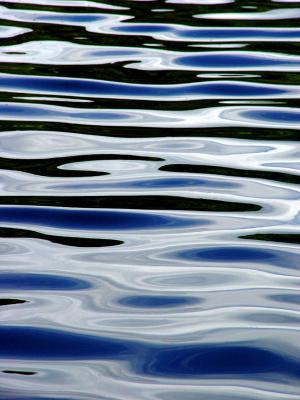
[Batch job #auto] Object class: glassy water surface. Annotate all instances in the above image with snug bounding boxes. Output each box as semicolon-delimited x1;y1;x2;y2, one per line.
0;0;299;399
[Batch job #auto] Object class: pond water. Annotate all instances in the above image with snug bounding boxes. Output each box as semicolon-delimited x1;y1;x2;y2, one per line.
0;1;299;399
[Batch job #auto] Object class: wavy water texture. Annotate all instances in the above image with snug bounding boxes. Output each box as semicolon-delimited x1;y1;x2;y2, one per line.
0;1;299;400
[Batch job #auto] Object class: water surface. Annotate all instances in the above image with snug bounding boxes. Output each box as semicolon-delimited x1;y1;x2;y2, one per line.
0;1;299;399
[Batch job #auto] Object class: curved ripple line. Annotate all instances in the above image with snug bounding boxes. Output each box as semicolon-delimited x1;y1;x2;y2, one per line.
0;324;299;383
0;74;298;100
1;102;300;129
0;206;204;231
0;0;299;398
1;41;300;72
3;4;299;43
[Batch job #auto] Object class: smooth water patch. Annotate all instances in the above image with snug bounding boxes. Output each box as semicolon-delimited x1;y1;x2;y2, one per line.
0;325;299;380
0;206;202;230
0;273;90;290
140;344;300;378
0;74;294;100
118;295;199;308
180;246;275;262
172;245;300;270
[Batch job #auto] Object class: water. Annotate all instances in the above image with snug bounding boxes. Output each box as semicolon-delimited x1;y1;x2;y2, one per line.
0;0;299;399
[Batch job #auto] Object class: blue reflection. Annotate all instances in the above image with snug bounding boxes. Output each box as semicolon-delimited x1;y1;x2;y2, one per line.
0;103;129;122
38;14;103;23
1;326;300;380
269;294;300;305
0;104;56;117
179;246;275;262
0;207;201;230
0;273;90;290
188;82;286;97
114;24;171;33
176;53;299;68
241;109;300;123
141;344;300;378
122;177;237;189
119;295;199;308
0;326;134;360
181;28;300;40
0;75;287;98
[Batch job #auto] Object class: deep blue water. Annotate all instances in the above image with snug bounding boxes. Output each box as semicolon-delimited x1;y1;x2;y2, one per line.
0;1;299;399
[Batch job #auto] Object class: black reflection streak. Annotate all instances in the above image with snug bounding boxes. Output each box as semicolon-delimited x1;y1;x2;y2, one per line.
0;154;163;178
0;196;261;212
0;227;122;248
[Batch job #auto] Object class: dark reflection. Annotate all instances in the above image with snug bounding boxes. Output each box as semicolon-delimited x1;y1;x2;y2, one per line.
160;164;300;185
0;299;26;306
0;157;107;178
0;227;123;248
0;273;90;290
1;122;300;141
119;295;199;308
0;153;162;178
242;233;300;245
2;370;36;376
178;246;275;262
0;196;260;212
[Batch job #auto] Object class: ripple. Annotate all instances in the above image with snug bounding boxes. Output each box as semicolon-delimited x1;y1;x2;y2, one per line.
195;8;300;20
0;26;31;38
118;295;199;308
176;52;300;70
180;246;275;262
1;41;300;73
1;74;298;101
1;325;299;385
0;273;90;290
0;206;202;231
0;326;133;360
140;344;300;378
1;102;300;130
0;0;299;399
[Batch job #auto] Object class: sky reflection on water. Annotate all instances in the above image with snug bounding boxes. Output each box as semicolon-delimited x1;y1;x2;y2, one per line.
0;0;300;400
